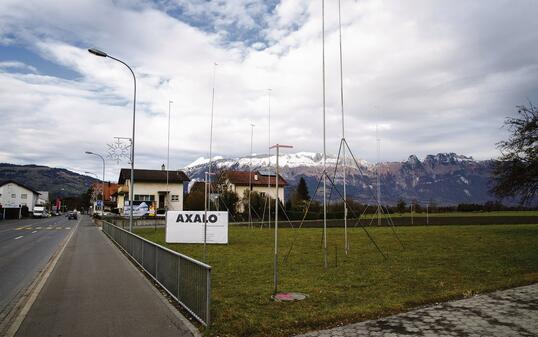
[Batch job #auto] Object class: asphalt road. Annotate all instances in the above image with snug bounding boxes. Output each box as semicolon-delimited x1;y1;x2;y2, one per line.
14;216;194;337
0;216;77;321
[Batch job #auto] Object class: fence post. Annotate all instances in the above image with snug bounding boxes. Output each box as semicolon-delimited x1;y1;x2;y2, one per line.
206;268;211;325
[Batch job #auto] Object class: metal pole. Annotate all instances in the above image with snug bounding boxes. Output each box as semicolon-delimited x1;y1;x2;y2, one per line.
270;144;292;295
167;100;173;210
249;123;255;228
102;55;137;232
204;172;208;261
338;0;348;254
101;155;105;217
85;152;106;217
426;203;429;225
274;145;279;294
377;125;381;227
208;63;217;214
322;0;328;269
267;88;272;229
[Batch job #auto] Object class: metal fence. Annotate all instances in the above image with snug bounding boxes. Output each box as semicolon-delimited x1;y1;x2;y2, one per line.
102;221;212;326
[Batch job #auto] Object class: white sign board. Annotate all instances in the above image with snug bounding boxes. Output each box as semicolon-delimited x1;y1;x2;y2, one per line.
166;211;228;244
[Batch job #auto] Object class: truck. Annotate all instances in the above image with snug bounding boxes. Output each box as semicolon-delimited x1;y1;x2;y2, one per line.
33;205;46;218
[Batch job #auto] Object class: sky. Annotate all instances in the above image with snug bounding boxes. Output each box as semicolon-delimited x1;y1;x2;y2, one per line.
0;0;537;182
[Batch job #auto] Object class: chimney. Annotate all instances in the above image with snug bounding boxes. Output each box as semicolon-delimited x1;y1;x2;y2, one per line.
161;164;165;171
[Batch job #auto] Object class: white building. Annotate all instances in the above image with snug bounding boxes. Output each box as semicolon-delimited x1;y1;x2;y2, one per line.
0;180;41;219
37;191;49;206
116;168;190;216
222;170;287;212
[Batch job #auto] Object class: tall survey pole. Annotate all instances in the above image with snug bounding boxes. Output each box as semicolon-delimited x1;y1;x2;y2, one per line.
321;0;328;269
167;100;173;209
207;63;218;214
337;0;349;255
270;143;293;294
267;88;272;229
249;123;255;229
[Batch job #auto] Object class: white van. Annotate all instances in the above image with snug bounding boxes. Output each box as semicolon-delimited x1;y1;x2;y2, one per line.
33;205;46;218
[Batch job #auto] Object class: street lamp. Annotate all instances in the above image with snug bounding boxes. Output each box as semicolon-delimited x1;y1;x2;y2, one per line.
84;171;99;215
85;151;105;217
89;47;137;232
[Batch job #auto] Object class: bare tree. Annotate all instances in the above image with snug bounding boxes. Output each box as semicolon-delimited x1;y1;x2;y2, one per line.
491;102;538;204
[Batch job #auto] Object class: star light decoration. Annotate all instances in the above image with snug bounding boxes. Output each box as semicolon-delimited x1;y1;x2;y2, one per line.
107;137;131;165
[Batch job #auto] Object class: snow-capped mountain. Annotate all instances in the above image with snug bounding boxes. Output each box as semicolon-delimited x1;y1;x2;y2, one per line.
183;152;496;205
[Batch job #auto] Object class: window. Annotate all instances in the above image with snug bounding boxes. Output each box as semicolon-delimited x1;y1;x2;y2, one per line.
260;192;266;198
21;194;27;199
11;194;16;198
171;195;179;202
134;194;155;201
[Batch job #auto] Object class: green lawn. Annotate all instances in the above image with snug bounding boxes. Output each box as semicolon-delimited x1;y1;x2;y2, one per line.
363;210;538;218
135;224;538;337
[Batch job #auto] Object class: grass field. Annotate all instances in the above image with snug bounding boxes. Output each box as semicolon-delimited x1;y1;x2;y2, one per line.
360;210;538;218
135;224;538;337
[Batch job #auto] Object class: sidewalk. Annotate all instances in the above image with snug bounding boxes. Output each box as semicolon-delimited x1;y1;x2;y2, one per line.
15;216;196;337
296;283;538;337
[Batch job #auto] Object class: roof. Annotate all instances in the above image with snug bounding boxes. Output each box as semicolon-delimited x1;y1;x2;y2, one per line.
118;169;190;184
224;170;287;187
0;180;41;195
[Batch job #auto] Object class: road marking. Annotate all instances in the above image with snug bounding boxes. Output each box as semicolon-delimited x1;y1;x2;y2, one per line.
36;227;42;229
14;236;23;240
56;227;62;229
25;227;33;230
65;227;71;229
32;231;37;233
46;227;53;230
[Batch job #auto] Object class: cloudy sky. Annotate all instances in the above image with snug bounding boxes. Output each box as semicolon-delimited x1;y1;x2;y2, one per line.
1;0;537;181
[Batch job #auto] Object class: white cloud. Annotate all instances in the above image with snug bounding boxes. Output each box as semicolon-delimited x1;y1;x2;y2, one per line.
0;0;537;180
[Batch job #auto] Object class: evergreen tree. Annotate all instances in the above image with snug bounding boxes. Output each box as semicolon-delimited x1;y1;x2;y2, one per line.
296;177;310;201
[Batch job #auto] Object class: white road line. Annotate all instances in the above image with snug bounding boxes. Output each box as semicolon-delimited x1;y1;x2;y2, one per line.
32;231;37;233
14;236;23;240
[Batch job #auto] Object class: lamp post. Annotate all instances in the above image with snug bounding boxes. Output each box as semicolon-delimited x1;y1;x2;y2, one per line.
85;151;105;217
84;171;99;215
89;48;136;232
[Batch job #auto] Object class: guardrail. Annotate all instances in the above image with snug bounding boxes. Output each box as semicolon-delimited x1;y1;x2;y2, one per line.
101;221;211;326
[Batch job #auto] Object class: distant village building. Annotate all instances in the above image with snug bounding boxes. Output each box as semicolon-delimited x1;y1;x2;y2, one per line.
37;191;49;206
91;181;120;213
116;167;190;215
0;180;41;219
221;170;287;212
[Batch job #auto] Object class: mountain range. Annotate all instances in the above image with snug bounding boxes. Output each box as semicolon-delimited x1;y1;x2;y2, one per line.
0;152;503;205
184;152;498;205
0;163;97;199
